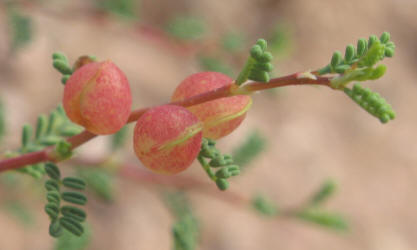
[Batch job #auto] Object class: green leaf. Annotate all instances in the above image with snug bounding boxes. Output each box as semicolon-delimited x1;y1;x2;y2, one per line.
49;220;63;238
61;206;87;223
61;192;87;205
62;177;86;190
45;179;60;192
60;217;84;236
45;162;61;180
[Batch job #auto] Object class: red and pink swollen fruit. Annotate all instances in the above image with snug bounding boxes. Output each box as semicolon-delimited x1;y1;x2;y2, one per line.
133;105;203;174
171;72;252;139
63;60;132;135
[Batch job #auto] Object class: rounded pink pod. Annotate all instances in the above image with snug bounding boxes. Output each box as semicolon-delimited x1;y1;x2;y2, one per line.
171;72;252;139
63;60;132;135
133;105;203;175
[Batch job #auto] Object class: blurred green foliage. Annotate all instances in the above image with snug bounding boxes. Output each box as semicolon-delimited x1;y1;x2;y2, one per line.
111;125;129;150
164;192;199;250
232;130;266;169
198;56;234;77
7;7;33;51
97;0;139;20
297;209;348;231
251;194;279;216
54;223;91;250
267;24;292;56
77;168;114;202
221;32;246;52
2;201;34;226
166;16;206;41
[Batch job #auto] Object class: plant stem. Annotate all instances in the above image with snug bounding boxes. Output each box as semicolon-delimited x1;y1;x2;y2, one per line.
0;73;331;173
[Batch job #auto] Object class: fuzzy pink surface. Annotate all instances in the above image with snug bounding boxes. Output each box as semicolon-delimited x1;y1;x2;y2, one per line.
63;61;132;135
171;72;251;139
133;105;203;174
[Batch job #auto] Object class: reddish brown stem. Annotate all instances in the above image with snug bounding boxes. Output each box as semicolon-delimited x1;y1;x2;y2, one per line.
0;74;331;173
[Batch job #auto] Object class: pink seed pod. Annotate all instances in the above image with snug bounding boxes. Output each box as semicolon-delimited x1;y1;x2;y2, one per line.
133;105;203;174
63;60;132;135
171;72;252;139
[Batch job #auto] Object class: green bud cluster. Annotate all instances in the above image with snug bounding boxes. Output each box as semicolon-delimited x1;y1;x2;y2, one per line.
198;138;241;191
43;162;88;238
235;39;274;85
344;84;395;123
318;32;395;76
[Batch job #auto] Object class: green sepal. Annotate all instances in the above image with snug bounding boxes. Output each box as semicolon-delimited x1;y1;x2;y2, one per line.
49;219;63;238
62;177;86;190
61;206;87;222
62;191;87;205
44;162;61;180
60;217;84;236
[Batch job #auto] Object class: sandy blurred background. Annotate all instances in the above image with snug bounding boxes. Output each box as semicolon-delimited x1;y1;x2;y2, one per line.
0;0;417;249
